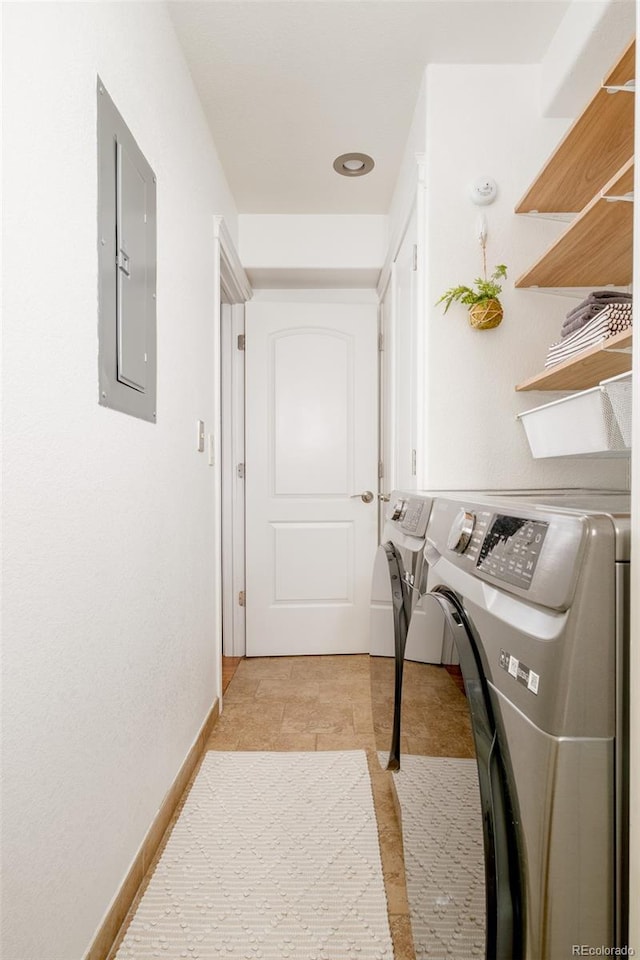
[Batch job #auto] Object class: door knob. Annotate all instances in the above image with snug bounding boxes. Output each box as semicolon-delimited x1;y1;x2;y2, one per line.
351;490;374;504
378;494;390;502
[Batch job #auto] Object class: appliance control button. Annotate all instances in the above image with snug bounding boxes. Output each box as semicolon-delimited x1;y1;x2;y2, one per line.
391;500;406;521
447;509;476;554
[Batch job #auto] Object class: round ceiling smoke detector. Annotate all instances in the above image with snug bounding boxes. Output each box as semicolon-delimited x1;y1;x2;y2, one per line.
333;153;375;177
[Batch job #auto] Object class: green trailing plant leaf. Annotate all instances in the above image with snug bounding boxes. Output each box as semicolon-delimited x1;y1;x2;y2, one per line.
437;264;507;314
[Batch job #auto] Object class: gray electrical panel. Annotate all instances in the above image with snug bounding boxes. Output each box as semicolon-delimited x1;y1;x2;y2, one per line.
97;78;157;422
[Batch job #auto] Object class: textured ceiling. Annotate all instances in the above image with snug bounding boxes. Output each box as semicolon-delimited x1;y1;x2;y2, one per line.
169;1;571;213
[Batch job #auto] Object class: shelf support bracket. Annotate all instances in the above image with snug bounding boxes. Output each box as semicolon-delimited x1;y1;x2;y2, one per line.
604;81;636;94
603;192;634;203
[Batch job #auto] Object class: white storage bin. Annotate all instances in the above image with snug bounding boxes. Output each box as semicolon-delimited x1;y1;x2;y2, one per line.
517;382;629;458
600;372;633;446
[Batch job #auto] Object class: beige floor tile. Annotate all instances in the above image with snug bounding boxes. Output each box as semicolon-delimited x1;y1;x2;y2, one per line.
205;729;241;750
379;837;410;915
218;699;286;726
271;733;317;751
389;915;416;960
281;700;355;735
291;653;369;679
316;731;376;751
288;655;327;679
236;657;295;680
235;731;284;750
368;751;388;775
222;678;261;701
316;676;371;703
255;678;320;701
352;700;375;733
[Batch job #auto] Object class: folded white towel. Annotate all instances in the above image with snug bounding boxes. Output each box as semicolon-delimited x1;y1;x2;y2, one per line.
545;305;632;368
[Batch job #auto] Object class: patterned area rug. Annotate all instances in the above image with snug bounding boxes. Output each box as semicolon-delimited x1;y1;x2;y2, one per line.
115;751;393;960
392;756;485;960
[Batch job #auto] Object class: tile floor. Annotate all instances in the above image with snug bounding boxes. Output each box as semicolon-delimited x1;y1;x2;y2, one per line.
110;654;473;960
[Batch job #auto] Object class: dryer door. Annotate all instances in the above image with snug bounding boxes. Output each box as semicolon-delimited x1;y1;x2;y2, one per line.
393;584;523;960
369;541;413;769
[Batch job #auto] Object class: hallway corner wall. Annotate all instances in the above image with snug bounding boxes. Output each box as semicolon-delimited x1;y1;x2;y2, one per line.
1;4;237;958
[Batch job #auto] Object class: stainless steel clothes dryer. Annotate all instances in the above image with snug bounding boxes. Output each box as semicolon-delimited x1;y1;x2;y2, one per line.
399;491;630;960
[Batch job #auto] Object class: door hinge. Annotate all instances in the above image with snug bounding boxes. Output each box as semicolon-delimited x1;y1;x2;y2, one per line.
378;460;384;479
237;462;245;479
238;590;246;607
237;334;246;351
378;332;384;352
412;244;418;271
411;449;417;476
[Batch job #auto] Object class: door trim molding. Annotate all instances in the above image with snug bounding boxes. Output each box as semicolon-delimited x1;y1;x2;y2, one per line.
377;152;425;302
212;218;252;691
214;216;252;305
220;302;247;658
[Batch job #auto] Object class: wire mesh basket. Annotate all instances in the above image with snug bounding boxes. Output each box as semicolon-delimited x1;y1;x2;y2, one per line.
517;378;630;458
600;372;632;447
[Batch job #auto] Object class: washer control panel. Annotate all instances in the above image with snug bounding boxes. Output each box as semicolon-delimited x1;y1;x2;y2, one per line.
476;514;549;589
430;496;588;611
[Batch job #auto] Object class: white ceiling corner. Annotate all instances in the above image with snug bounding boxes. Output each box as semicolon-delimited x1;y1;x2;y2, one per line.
168;1;573;215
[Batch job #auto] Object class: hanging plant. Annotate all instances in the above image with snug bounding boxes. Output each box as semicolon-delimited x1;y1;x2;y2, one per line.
436;219;507;329
436;264;507;328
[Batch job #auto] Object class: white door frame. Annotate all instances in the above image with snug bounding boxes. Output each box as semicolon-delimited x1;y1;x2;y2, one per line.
213;217;252;696
220;301;247;657
376;153;426;503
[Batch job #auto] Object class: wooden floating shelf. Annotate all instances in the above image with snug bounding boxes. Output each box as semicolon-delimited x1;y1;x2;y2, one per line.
605;38;636;87
515;159;634;288
515;329;632;391
515;39;635;215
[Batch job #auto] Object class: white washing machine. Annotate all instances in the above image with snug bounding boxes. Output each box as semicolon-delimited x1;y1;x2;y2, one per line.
370;491;444;660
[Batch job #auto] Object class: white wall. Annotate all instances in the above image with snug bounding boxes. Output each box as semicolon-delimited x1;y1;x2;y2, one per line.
386;77;426;260
238;214;387;288
251;287;378;304
540;0;635;117
420;63;629;490
1;4;237;958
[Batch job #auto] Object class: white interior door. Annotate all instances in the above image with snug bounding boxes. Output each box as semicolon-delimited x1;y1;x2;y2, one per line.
245;300;378;656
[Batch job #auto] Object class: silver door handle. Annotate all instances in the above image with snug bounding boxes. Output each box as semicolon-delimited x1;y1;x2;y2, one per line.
378;494;390;502
350;490;374;504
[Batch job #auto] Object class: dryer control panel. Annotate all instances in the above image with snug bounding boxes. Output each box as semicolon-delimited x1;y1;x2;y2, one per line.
477;515;549;590
428;495;597;612
390;497;431;538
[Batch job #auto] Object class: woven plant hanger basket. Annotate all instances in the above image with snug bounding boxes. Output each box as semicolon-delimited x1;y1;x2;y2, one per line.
469;298;503;330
